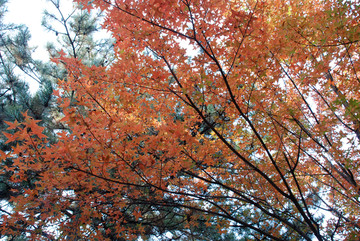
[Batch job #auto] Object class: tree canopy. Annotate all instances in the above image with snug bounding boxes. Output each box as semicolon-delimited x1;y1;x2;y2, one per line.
1;0;360;240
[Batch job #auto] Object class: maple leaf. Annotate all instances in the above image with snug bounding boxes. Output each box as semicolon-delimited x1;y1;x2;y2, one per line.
4;120;20;130
26;119;47;139
0;150;8;159
3;132;18;144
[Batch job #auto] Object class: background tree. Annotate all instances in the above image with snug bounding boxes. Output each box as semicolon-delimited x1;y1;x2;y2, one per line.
0;0;113;239
1;0;360;240
0;0;55;202
42;0;114;67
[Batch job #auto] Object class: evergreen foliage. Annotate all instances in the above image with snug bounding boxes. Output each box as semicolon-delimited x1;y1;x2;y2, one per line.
0;0;113;239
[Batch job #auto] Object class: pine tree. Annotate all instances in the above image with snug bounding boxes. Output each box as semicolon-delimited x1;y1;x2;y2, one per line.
42;0;114;67
0;1;113;239
0;0;53;202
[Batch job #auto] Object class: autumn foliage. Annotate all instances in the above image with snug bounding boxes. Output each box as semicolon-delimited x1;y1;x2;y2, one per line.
1;0;360;240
